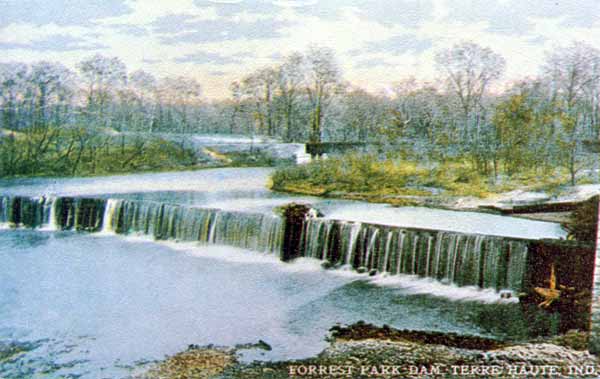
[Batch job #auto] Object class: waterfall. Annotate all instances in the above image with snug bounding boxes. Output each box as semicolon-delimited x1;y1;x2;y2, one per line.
0;194;531;293
101;199;121;234
0;196;9;225
382;231;392;273
101;199;284;255
0;195;284;255
47;197;58;230
298;218;530;292
0;196;54;228
345;222;362;266
40;197;58;231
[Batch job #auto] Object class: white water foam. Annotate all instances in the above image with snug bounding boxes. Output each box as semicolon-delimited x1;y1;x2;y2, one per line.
368;273;518;304
88;230;518;304
160;239;324;274
99;199;120;235
39;197;58;231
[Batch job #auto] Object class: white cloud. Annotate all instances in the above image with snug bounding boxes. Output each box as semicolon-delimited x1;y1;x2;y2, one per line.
99;0;220;26
230;10;275;23
207;0;244;3
4;1;600;99
0;23;90;44
272;0;318;8
276;7;402;54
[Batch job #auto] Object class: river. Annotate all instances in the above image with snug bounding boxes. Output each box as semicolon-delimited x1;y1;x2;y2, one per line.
0;167;566;378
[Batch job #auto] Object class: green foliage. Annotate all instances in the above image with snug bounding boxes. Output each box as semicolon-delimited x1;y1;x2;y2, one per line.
493;94;535;174
272;152;580;201
427;161;492;197
272;154;490;198
0;127;199;178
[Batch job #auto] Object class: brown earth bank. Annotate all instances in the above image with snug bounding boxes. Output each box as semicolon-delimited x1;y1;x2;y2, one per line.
273;184;598;227
136;322;599;379
273;184;553;214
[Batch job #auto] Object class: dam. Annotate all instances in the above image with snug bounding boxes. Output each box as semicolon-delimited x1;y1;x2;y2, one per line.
1;192;595;323
0;167;598;378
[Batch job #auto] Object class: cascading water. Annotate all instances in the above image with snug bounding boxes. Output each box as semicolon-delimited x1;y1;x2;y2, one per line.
298;218;529;292
0;196;55;228
40;196;58;231
0;196;8;225
0;195;284;254
101;199;284;255
0;194;531;293
100;198;121;234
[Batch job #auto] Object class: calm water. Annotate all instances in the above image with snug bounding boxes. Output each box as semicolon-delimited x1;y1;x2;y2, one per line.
1;229;536;379
0;167;566;239
0;167;566;378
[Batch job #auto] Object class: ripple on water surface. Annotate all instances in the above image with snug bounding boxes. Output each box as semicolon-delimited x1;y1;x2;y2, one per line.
0;229;539;378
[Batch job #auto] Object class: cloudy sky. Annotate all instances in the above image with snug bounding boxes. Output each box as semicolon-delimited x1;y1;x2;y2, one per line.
1;0;600;99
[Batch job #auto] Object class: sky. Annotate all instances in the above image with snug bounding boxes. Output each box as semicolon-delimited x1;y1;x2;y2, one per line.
1;0;600;99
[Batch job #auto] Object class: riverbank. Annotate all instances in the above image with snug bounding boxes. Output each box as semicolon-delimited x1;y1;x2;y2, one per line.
0;128;286;179
271;155;599;213
138;322;598;379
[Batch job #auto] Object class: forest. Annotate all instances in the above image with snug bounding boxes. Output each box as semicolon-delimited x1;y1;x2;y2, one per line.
1;41;599;187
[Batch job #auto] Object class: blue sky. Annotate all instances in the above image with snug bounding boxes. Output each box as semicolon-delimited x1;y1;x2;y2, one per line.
1;0;599;98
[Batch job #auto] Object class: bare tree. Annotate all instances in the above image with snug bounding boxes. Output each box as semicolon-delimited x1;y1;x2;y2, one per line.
543;42;600;185
77;54;127;129
240;67;279;136
156;76;203;133
435;42;505;142
277;52;305;142
305;45;343;143
0;63;29;130
129;70;158;132
25;62;75;174
341;88;387;142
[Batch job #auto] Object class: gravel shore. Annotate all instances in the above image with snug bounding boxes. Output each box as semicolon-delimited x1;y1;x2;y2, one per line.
137;322;599;379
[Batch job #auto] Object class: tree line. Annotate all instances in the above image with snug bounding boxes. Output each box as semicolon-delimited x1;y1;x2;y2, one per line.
1;41;600;182
0;55;202;176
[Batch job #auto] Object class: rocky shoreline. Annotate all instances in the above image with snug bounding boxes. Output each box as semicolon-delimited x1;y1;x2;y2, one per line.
137;322;599;379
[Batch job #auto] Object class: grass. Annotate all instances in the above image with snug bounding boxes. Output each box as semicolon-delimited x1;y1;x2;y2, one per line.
0;127;290;179
271;153;576;204
0;128;201;178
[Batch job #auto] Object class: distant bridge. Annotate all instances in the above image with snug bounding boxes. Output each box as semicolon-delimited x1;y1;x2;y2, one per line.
305;142;366;157
583;140;600;153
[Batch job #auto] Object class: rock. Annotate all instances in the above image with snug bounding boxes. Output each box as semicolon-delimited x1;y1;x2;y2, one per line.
141;323;600;379
257;340;272;351
356;266;367;274
329;321;506;350
139;346;236;379
280;203;322;262
481;343;596;368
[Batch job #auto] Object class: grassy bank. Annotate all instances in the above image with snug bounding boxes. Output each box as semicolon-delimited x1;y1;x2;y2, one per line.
0;127;202;178
0;127;286;179
270;153;573;206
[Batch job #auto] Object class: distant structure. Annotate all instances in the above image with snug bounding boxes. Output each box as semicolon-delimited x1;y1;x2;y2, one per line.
305;142;366;158
583;140;600;153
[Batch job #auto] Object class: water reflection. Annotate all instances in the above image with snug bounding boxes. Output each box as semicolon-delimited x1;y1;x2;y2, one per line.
0;229;551;378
